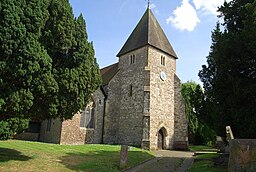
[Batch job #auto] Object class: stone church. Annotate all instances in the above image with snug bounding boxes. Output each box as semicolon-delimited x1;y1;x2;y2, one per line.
16;8;188;150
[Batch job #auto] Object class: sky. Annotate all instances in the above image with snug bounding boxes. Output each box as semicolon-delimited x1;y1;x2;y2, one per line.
69;0;229;84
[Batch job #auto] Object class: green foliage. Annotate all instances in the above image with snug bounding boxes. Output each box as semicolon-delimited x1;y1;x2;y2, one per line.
0;118;29;140
181;81;202;133
0;0;102;136
40;1;102;119
181;81;216;145
199;0;256;138
0;0;58;121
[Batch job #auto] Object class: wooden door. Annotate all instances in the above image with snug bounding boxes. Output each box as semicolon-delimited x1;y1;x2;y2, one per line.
157;130;164;149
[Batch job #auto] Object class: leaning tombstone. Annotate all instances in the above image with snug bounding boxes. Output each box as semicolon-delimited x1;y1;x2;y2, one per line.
225;126;234;153
226;126;234;142
216;136;226;152
120;145;128;170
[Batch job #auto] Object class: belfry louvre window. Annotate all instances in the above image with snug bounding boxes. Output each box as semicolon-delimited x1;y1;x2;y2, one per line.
161;55;165;66
80;106;95;128
130;54;136;64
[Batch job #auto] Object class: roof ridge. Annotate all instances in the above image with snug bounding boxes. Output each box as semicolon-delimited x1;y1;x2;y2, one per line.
117;8;177;58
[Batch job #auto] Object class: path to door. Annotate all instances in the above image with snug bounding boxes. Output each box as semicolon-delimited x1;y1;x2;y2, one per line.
124;150;194;172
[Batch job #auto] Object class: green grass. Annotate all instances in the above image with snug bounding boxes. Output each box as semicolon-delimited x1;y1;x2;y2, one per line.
195;153;219;159
188;160;227;172
0;140;154;172
189;145;219;152
188;145;227;172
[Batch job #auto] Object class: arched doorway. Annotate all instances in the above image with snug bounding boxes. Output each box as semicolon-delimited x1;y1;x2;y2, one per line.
157;129;164;149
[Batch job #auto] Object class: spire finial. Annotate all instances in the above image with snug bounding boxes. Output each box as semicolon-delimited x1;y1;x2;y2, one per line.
147;0;150;9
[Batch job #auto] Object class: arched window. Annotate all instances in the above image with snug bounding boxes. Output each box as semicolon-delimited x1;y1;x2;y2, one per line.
89;108;95;128
161;55;165;66
80;104;95;129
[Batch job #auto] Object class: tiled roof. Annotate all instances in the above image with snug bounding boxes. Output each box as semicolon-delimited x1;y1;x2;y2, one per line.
100;63;119;86
117;9;177;58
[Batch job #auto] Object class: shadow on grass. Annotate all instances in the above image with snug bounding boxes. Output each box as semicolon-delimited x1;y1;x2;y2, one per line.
59;150;154;172
0;148;32;163
134;157;183;172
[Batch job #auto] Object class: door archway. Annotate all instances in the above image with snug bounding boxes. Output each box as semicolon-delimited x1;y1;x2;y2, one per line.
157;127;167;150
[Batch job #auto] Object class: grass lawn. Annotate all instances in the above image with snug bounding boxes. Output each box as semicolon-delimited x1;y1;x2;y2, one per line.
188;145;228;172
188;160;227;172
189;145;219;152
0;140;154;172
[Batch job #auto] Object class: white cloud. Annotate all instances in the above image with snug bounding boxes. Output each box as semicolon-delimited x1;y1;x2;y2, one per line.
166;0;200;32
192;0;232;15
149;3;156;9
193;0;202;10
166;0;231;31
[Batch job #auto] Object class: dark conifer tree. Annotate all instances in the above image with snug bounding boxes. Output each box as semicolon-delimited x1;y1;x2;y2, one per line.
0;0;101;139
199;0;256;138
0;0;58;138
40;0;102;120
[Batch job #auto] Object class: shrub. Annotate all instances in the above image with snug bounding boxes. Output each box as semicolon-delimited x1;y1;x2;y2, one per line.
0;118;29;140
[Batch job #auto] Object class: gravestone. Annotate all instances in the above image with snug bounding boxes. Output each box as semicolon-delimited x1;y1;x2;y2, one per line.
120;145;128;170
228;139;256;172
226;126;234;142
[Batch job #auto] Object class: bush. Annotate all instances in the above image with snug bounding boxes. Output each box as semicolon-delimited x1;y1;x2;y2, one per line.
0;118;29;140
189;122;216;146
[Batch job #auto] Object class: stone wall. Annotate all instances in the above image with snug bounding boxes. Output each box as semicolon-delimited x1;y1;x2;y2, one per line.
60;113;87;144
103;47;147;146
173;74;188;150
148;46;176;150
60;88;105;144
104;46;187;150
14;132;39;141
228;139;256;172
39;118;62;144
103;72;121;144
92;89;105;143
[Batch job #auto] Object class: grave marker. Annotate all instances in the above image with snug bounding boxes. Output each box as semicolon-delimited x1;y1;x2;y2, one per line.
120;145;128;170
226;126;234;141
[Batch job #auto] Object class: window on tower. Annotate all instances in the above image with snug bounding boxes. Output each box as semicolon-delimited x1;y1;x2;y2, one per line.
129;84;133;97
161;55;165;66
130;54;136;64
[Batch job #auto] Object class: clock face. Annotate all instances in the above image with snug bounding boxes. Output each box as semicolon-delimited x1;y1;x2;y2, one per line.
160;71;167;81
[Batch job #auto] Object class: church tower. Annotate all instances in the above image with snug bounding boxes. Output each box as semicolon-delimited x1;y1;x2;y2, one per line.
103;8;188;150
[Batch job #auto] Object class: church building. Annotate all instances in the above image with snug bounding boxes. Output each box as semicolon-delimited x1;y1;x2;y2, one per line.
16;8;188;150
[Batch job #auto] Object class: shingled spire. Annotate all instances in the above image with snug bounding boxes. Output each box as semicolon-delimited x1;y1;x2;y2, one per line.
117;8;177;58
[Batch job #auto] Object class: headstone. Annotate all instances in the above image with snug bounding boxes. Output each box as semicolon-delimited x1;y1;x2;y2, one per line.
120;145;128;170
228;139;256;172
226;126;234;142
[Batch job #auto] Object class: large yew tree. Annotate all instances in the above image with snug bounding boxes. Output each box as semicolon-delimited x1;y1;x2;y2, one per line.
199;0;256;138
0;0;101;139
